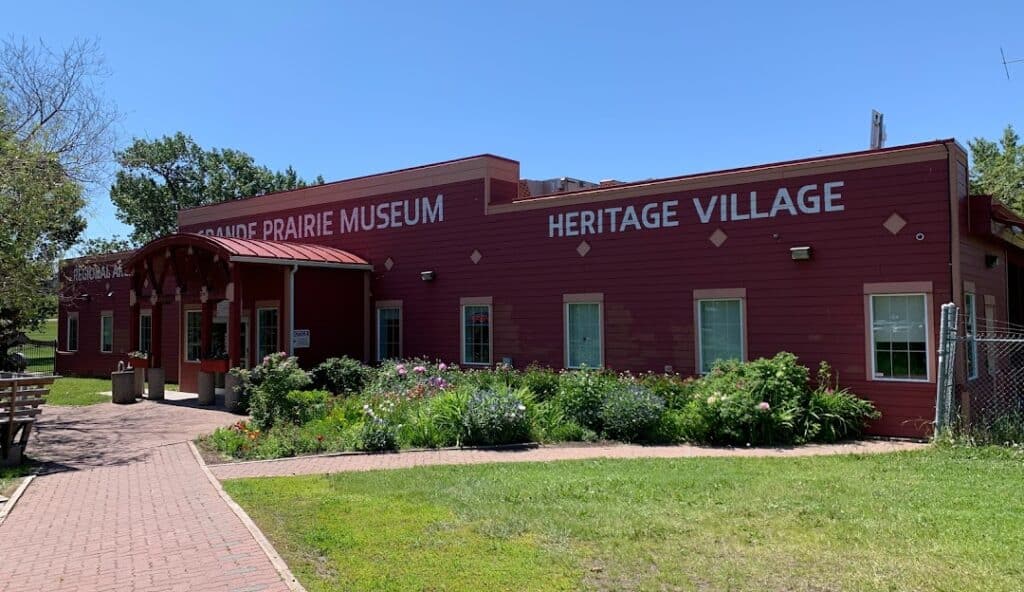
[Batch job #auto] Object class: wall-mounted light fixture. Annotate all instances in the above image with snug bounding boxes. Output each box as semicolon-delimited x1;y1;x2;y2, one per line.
420;270;436;282
790;246;812;261
986;254;1001;269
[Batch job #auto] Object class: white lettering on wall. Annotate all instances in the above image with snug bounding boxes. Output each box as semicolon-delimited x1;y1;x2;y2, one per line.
73;262;126;283
198;194;444;239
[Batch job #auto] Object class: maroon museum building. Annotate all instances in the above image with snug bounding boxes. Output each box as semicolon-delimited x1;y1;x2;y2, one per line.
56;139;1024;437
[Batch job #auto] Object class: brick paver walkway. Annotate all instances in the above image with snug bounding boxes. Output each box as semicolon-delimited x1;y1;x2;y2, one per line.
211;439;927;480
0;398;290;592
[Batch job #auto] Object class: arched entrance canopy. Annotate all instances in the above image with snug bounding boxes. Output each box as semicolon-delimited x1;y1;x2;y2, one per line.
123;232;372;271
122;233;372;400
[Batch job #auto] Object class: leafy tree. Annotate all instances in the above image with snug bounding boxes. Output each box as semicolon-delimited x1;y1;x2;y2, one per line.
75;235;135;256
0;107;85;370
969;125;1024;215
110;133;320;243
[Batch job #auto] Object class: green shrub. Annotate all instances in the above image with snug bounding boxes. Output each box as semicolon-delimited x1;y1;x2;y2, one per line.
600;385;665;442
227;367;254;414
462;386;532;446
555;369;614;430
692;353;808;446
205;424;251;457
283;390;330;425
521;365;560;401
640;372;697;410
310;357;370;396
249;353;312;430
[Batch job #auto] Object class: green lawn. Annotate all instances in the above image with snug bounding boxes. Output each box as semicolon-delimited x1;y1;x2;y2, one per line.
46;377;111;405
224;447;1024;592
0;465;33;497
43;377;182;406
25;319;57;342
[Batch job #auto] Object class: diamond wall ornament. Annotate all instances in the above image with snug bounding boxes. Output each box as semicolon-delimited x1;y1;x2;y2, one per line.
470;249;482;264
384;257;394;271
709;228;728;247
883;212;907;235
576;240;591;257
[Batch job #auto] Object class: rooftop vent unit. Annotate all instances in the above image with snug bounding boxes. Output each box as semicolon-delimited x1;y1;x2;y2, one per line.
525;176;598;196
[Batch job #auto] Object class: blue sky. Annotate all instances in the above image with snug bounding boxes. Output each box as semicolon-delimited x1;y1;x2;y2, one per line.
5;1;1023;243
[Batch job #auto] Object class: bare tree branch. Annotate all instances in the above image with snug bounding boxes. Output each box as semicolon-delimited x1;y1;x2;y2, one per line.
0;37;119;184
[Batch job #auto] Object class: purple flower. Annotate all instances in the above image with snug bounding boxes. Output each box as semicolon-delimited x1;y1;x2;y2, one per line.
757;401;771;412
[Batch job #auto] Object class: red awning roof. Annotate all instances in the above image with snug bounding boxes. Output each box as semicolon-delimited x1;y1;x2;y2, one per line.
124;233;372;270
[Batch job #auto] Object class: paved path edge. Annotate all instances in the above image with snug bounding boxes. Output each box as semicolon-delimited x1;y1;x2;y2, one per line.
0;473;36;527
188;441;308;592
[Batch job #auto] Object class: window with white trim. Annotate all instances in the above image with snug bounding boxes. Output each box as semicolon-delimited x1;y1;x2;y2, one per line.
698;299;744;373
565;302;602;368
377;307;401;360
870;294;928;381
965;293;978;379
461;304;491;365
66;314;78;352
100;313;113;353
139;311;152;354
185;310;202;362
257;307;279;361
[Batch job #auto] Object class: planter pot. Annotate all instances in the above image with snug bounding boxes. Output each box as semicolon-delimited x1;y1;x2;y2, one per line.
129;358;150;369
133;367;145;397
224;372;243;413
200;359;229;373
197;371;216;406
147;368;165;401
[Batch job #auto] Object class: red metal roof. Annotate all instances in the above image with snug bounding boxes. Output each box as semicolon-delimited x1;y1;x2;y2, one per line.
124;233;371;270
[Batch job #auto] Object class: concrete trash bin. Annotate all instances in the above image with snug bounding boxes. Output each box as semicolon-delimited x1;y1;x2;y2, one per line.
111;370;136;404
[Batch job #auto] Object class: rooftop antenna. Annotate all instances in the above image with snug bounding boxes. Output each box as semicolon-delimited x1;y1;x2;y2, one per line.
870;110;886;150
1001;47;1024;80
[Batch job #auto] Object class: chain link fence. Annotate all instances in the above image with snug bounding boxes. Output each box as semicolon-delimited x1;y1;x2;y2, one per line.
13;339;56;375
936;302;1024;442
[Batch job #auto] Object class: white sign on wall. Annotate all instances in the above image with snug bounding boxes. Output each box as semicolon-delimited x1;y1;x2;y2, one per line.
292;329;310;349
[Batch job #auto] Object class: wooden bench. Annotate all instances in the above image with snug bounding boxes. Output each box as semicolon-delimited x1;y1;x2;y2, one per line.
0;373;56;466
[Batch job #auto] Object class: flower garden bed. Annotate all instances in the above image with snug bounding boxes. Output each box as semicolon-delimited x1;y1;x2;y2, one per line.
198;352;879;461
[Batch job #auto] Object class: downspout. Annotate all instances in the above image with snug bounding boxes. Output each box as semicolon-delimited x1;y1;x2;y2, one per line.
289;264;298;355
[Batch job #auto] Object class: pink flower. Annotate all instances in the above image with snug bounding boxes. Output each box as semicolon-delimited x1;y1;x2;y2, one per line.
438;363;447;372
757;401;771;412
396;367;407;376
413;365;426;374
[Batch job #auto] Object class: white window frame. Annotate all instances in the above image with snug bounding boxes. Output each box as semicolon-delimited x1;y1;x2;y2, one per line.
563;294;604;369
66;313;79;352
868;292;931;383
100;312;113;353
460;297;492;366
256;306;279;362
965;292;978;380
375;301;402;361
185;309;202;362
696;297;746;374
139;310;152;354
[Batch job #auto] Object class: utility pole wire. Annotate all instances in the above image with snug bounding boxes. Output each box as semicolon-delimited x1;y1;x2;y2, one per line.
1001;47;1024;80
